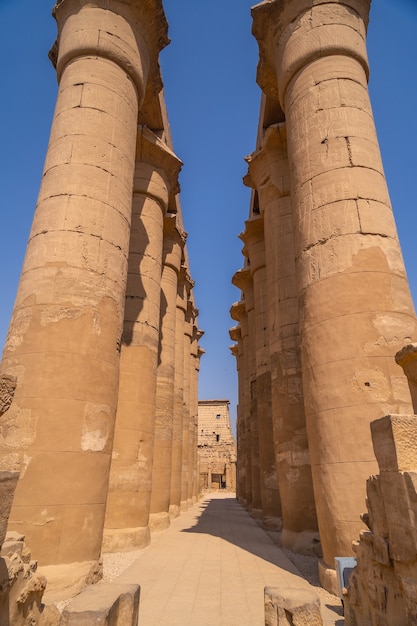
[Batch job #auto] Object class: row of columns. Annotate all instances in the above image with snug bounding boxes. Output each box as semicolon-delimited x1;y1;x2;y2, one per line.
230;0;417;591
0;0;202;596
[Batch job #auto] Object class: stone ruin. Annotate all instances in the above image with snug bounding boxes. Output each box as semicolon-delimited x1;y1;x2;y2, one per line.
1;0;417;622
343;345;417;625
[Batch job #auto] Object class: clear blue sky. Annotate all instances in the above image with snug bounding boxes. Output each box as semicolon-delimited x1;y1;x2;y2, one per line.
0;0;416;433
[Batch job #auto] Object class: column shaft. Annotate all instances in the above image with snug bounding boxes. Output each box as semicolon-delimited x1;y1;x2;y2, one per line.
169;272;186;517
149;217;183;531
0;1;156;585
252;0;417;570
104;130;180;551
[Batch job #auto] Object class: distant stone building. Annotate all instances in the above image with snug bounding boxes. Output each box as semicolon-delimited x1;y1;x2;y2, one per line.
198;400;237;492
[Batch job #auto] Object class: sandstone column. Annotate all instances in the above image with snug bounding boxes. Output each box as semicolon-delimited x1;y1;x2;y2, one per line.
245;122;318;552
252;0;417;578
190;330;204;502
230;301;252;506
240;217;282;530
229;329;245;500
169;268;187;516
148;215;184;532
0;0;167;588
181;301;193;510
232;269;262;518
103;127;181;551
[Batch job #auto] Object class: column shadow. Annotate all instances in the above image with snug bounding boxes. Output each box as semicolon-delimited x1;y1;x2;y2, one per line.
181;495;344;625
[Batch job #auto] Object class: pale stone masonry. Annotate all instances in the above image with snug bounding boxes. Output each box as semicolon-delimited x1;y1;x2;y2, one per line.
198;400;237;492
230;0;417;593
0;0;203;601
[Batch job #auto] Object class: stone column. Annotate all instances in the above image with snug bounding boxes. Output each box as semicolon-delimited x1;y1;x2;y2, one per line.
191;333;204;502
169;268;187;517
0;0;167;588
230;302;252;506
252;0;417;578
241;217;282;530
149;215;184;532
103;128;181;551
181;300;193;510
232;269;262;518
245;123;318;552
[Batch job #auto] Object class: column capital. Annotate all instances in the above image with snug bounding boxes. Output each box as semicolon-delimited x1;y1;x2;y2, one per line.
51;0;169;103
135;126;182;205
240;216;265;274
163;214;186;274
244;123;290;203
229;326;242;343
232;267;252;292
252;0;370;106
230;301;246;323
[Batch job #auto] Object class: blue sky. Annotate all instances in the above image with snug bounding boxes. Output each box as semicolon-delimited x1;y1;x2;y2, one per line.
0;0;416;432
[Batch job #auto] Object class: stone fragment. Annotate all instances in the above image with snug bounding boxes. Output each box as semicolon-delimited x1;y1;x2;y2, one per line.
264;586;323;626
371;414;417;472
60;583;139;626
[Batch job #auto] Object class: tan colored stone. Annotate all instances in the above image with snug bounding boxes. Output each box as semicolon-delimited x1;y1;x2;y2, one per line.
264;586;323;626
60;582;139;626
371;414;417;473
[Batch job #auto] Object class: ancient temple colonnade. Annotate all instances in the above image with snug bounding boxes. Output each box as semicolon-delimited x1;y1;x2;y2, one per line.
230;0;417;592
0;0;203;599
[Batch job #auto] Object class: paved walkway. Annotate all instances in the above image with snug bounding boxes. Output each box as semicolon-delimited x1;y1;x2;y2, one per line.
114;493;343;626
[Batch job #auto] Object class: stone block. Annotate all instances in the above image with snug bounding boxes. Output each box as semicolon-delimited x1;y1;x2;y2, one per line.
371;414;417;473
60;582;139;626
264;586;323;626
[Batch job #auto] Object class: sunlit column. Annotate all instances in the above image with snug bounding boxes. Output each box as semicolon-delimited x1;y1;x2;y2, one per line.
169;268;188;517
245;122;318;551
241;217;282;530
0;0;167;592
232;269;262;518
252;0;417;583
103;128;181;551
149;215;184;532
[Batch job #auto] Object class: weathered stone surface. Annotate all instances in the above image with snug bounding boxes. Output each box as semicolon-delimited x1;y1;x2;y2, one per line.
60;582;139;626
345;414;417;625
0;375;16;416
371;414;417;473
264;586;323;626
0;532;47;626
0;472;19;549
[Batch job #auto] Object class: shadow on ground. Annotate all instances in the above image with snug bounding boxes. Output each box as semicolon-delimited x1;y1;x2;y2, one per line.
181;495;344;625
181;496;305;577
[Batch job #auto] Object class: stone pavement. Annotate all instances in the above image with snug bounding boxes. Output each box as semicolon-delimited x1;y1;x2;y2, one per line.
113;492;343;626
